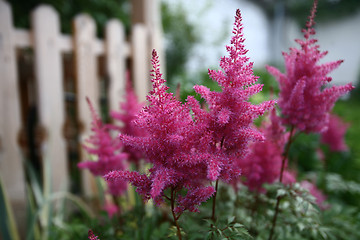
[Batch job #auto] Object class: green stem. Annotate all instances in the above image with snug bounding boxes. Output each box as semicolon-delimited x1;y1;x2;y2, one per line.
211;179;219;223
268;126;295;240
170;188;182;240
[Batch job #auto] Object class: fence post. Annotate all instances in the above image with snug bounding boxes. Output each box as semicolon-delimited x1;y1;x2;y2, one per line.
0;0;26;231
31;5;68;193
105;20;127;112
148;0;165;70
132;0;164;76
74;14;99;197
132;24;149;102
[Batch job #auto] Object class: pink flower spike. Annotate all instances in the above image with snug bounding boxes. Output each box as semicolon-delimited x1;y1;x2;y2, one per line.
102;201;119;218
78;98;128;196
110;73;147;166
282;170;297;186
175;186;215;214
321;114;349;152
105;170;152;201
300;180;328;209
193;9;275;182
236;109;288;192
88;230;100;240
266;1;354;133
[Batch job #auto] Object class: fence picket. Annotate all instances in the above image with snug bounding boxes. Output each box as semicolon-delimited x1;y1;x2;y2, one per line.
32;5;68;193
132;24;149;102
106;20;127;112
74;14;99;196
1;0;163;226
0;0;26;231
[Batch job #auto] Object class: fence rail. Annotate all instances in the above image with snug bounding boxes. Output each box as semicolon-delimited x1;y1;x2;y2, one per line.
0;0;162;229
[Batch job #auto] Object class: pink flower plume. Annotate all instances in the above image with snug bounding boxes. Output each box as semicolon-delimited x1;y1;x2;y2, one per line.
110;74;147;165
266;1;354;133
88;230;100;240
107;50;215;211
321;114;349;152
193;9;275;182
236;109;287;192
78;98;128;196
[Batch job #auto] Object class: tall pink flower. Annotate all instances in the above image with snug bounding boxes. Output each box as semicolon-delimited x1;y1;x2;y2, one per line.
107;9;275;213
106;50;215;212
110;76;147;166
192;9;275;182
266;0;354;133
320;113;349;152
237;109;287;192
78;98;128;196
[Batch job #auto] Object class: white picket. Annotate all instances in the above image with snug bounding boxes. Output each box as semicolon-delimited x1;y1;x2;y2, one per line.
148;0;165;71
73;14;100;196
0;0;26;230
132;24;150;102
31;5;69;193
106;20;128;112
1;0;164;217
14;29;32;48
132;0;165;77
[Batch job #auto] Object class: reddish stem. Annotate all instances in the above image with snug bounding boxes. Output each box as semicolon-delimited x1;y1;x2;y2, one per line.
211;179;219;223
279;125;295;183
170;188;182;240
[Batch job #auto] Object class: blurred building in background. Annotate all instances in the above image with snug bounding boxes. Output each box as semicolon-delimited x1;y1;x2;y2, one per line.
162;0;360;86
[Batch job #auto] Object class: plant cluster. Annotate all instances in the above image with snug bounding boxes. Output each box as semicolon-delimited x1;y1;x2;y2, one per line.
77;1;357;239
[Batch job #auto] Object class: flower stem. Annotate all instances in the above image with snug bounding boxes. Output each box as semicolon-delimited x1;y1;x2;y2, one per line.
170;188;182;240
279;125;295;183
211;179;219;223
268;125;295;240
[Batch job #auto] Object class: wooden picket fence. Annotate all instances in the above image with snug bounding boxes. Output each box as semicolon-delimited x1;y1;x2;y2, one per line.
0;0;163;227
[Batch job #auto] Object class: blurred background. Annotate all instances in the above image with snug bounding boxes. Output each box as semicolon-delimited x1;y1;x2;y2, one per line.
9;0;360;87
1;0;360;239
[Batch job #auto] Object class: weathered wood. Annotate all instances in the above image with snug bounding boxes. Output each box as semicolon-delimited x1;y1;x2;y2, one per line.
58;35;73;53
73;14;99;196
132;24;149;102
0;0;26;233
32;5;68;192
0;0;163;208
148;0;165;70
132;0;164;95
106;19;127;112
132;0;148;25
14;29;32;48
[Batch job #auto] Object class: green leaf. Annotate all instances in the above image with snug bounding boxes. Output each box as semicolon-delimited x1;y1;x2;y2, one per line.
297;222;305;231
0;175;20;240
233;223;243;228
276;189;287;198
227;216;235;224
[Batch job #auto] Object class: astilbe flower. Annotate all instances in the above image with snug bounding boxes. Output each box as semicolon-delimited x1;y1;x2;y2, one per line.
106;50;215;212
320;113;349;152
110;76;147;166
191;9;275;182
300;180;328;209
78;98;128;196
266;0;354;133
102;200;119;218
88;230;100;240
236;109;287;192
282;170;297;185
